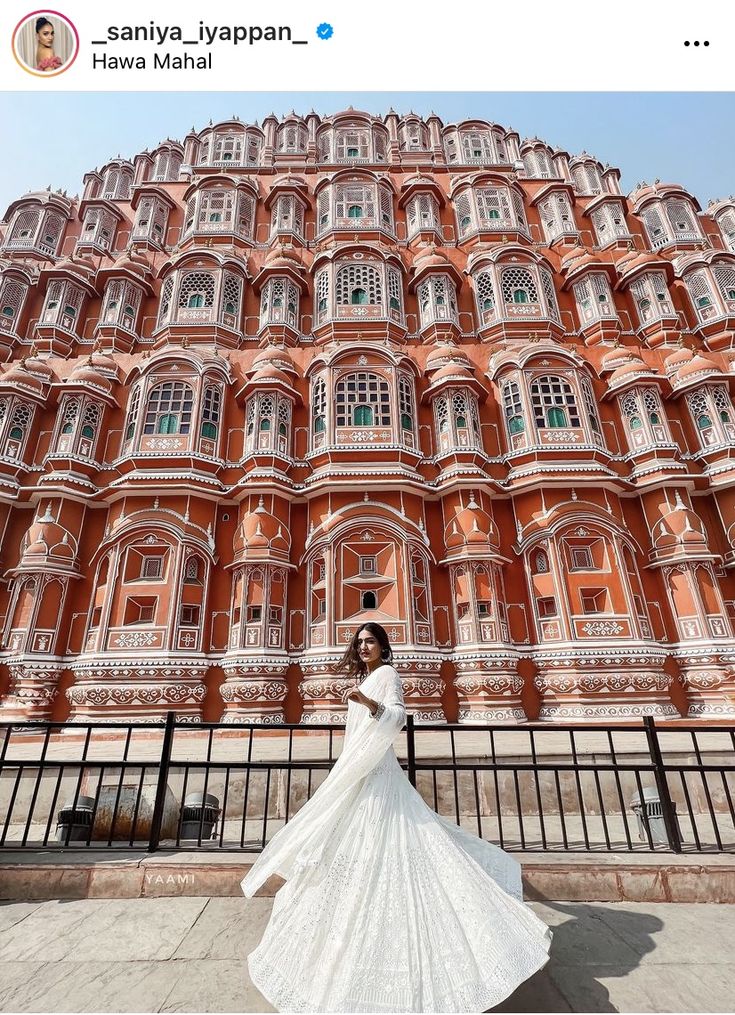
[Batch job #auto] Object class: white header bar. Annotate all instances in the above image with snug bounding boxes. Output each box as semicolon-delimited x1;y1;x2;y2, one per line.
0;0;730;91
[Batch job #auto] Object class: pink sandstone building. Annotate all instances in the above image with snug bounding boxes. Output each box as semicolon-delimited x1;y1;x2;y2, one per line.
0;108;735;726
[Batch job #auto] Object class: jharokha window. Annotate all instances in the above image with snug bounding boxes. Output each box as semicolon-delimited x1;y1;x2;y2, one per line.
143;382;194;435
336;372;391;427
501;369;603;450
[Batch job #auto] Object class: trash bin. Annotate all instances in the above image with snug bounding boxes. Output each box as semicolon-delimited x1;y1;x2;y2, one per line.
55;794;96;844
630;786;681;844
179;792;221;841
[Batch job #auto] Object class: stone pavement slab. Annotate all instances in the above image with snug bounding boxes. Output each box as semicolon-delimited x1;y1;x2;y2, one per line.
0;898;733;1012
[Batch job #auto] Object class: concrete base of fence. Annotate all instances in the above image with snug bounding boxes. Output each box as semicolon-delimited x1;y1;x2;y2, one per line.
1;849;734;904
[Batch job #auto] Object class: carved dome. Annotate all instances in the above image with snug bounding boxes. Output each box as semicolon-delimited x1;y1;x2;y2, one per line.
234;497;291;560
444;493;498;551
19;504;78;570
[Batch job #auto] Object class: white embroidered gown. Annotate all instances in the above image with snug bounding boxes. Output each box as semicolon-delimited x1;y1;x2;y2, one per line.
241;664;551;1013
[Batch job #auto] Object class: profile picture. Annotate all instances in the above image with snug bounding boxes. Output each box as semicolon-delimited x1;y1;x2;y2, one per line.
12;10;79;77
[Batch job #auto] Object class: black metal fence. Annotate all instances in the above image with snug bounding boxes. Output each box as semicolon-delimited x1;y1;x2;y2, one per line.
1;713;733;854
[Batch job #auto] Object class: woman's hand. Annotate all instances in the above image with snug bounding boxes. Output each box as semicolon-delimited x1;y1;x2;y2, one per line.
342;687;377;714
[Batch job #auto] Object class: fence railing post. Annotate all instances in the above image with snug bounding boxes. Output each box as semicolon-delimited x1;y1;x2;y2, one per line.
148;710;176;853
643;715;682;853
406;713;416;787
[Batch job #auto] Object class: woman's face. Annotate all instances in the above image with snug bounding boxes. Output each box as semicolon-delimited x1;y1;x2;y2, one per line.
356;628;381;667
37;25;54;48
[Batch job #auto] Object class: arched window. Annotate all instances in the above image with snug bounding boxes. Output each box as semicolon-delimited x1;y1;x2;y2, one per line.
124;384;141;444
362;590;377;609
335;264;382;306
143;382;194;436
502;380;525;438
312;376;327;437
184;556;202;584
500;266;538;306
60;400;79;435
398;375;414;433
200;385;221;441
335;372;391;427
530;375;580;430
178;271;215;310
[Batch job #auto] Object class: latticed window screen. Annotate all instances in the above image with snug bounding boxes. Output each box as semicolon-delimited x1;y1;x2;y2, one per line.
460;132;493;161
276;124;307;152
335;185;376;219
158;276;174;326
686;272;716;309
642;206;667;244
317;132;331;162
591;203;628;244
387;268;403;312
178;272;215;309
455;193;473;235
713;385;733;420
277;398;291;438
500;267;538;305
407;193;439;236
80;402;100;441
10;209;41;241
530;375;581;429
335;372;391;427
312;377;327;433
511;191;528;231
201;386;222;439
714;265;735;301
143;382;194;435
199;189;234;226
7;402;32;440
124;384;141;443
59;398;79;434
398;375;414;431
718;210;735;249
434;394;449;434
541;269;561;321
667;199;699;235
379;187;394;228
523;149;552;177
476;188;512;224
0;281;27;324
335;264;382;305
222;273;242;315
686;386;733;438
184;556;201;582
212;134;243;163
475;272;496;314
237;193;255;237
581;375;603;441
336;130;370;160
315;271;330;319
153;149;182;181
503;381;525;434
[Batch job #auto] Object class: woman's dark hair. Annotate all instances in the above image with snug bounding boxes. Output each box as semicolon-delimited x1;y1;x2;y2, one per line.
337;622;393;680
36;17;52;32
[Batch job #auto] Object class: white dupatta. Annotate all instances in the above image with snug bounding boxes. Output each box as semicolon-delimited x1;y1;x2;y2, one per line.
241;664;406;897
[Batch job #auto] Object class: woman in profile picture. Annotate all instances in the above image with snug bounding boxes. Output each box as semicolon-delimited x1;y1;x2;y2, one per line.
241;622;551;1012
35;16;62;72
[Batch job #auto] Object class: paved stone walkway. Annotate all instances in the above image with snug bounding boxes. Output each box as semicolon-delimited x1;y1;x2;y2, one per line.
0;897;732;1012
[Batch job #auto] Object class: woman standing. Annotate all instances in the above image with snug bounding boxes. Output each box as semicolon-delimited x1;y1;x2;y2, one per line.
242;623;551;1012
35;17;63;72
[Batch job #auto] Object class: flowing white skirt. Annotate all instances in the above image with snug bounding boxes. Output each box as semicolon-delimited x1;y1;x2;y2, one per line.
246;747;552;1012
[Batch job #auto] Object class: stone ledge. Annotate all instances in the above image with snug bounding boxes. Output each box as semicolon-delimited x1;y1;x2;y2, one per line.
1;849;734;903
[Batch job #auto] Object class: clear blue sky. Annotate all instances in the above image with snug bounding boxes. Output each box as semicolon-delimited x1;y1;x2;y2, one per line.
2;92;733;210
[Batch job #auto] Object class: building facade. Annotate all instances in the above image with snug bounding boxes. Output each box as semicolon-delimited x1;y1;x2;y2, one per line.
1;108;735;725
